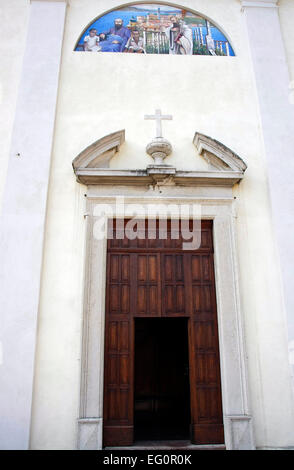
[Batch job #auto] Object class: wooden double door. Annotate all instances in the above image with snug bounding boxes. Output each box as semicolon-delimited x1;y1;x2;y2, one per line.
103;220;224;446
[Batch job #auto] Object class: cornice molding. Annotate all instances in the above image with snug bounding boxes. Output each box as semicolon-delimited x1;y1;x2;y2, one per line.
72;130;247;188
240;0;278;8
30;0;68;4
74;168;244;187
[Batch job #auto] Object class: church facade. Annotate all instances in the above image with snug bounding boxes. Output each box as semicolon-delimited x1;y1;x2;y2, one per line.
0;0;294;450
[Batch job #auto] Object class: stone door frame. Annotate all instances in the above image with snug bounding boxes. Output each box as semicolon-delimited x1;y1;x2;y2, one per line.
76;189;255;450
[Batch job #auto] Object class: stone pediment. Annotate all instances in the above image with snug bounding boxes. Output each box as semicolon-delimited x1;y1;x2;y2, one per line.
73;130;247;187
193;133;247;172
72;130;125;170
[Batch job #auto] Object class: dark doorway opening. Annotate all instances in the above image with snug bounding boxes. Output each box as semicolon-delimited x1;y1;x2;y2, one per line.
134;318;190;441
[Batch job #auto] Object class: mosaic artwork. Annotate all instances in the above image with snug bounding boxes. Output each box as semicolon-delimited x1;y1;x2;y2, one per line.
75;3;235;56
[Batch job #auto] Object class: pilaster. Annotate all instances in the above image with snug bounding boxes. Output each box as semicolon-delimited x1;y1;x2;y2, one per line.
0;0;67;450
240;0;294;444
241;0;294;342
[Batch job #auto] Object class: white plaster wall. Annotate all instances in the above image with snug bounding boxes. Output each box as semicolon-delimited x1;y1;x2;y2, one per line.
0;0;29;207
15;0;293;449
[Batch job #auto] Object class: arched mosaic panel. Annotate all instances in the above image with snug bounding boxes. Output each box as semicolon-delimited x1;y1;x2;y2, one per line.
75;3;235;56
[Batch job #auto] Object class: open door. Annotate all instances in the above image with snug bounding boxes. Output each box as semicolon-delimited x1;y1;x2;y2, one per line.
134;318;190;440
103;220;224;447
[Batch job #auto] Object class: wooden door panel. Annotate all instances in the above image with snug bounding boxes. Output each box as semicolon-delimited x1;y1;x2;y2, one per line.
196;386;223;421
161;253;188;316
186;252;224;445
103;252;134;446
103;319;134;446
136;253;161;317
196;351;219;384
193;321;215;350
192;424;224;446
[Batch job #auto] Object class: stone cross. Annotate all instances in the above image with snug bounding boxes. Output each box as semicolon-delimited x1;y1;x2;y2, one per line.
144;109;173;138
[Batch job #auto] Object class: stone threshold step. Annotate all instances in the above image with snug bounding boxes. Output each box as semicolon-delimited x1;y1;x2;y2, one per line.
105;440;226;450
